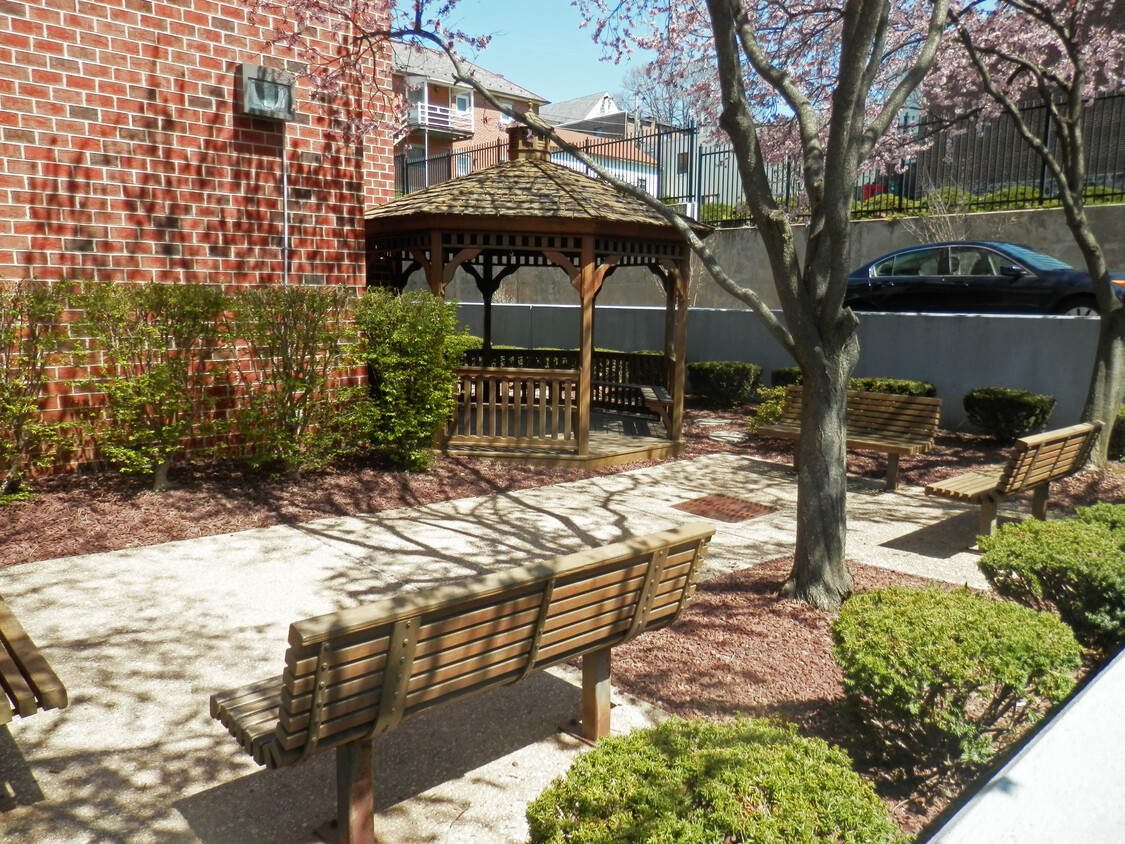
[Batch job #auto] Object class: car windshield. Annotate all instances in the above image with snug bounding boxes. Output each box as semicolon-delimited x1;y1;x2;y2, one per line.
997;244;1074;273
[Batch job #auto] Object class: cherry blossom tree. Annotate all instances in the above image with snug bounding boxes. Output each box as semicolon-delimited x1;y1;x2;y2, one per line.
251;0;949;610
925;0;1125;466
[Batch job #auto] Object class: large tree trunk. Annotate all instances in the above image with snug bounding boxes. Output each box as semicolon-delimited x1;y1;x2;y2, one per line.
1082;307;1125;466
779;327;860;611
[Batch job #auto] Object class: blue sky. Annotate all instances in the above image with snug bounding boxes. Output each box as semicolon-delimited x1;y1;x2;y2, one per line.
446;0;653;105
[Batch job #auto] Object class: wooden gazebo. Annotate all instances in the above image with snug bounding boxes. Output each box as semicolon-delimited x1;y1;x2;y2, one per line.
365;130;709;468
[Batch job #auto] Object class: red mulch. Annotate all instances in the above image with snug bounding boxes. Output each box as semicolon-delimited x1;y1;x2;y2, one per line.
3;407;1122;836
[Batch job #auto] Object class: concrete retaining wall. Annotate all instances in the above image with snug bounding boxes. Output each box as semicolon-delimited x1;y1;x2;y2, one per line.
456;303;1098;431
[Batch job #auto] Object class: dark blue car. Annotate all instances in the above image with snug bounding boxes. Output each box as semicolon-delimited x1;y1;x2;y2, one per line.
845;241;1125;315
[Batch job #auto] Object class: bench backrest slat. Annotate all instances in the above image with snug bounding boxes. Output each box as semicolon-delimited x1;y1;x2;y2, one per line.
996;422;1100;496
267;523;714;768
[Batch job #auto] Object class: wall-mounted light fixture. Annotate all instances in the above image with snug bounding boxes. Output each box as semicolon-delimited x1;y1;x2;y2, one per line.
238;63;295;122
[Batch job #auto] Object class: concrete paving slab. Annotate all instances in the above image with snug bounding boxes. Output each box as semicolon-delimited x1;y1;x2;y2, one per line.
0;453;1000;843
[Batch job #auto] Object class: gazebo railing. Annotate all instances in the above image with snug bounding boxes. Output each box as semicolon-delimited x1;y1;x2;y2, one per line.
460;349;668;416
444;367;579;449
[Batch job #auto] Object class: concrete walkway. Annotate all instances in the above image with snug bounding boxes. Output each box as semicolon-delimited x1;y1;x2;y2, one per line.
0;452;1055;843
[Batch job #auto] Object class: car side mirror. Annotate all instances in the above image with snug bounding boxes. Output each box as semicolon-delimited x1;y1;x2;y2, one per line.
1000;265;1026;278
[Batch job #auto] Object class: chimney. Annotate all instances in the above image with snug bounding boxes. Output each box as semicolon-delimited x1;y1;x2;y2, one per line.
508;126;550;161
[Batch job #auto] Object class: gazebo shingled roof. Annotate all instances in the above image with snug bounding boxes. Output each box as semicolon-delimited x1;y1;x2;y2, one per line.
365;156;695;230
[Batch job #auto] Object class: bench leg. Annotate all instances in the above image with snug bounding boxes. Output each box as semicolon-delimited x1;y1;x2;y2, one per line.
885;454;900;491
582;647;611;741
1032;483;1050;521
978;500;999;539
326;739;375;844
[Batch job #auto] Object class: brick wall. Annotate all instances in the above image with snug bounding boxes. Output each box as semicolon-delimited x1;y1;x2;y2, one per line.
0;0;395;288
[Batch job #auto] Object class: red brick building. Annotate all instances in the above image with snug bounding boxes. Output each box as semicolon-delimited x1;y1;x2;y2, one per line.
0;0;395;290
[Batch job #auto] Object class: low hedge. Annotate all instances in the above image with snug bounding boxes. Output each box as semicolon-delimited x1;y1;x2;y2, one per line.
978;512;1125;653
526;716;903;844
768;368;934;397
849;376;936;397
963;386;1056;440
687;361;762;406
833;586;1080;777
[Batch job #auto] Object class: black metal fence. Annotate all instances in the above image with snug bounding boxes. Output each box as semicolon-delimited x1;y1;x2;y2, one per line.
394;93;1125;226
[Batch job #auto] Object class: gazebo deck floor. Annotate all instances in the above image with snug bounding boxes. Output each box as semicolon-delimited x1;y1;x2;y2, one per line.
441;411;684;469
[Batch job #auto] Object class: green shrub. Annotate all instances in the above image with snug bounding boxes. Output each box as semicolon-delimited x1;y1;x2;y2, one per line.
687;361;762;406
1083;185;1125;205
748;385;788;429
354;288;466;470
833;586;1079;777
699;202;736;224
852;193;922;218
78;281;229;491
849;377;936;397
1074;502;1125;535
978;517;1125;653
1108;405;1125;460
230;285;368;476
768;369;935;398
963;386;1056;439
526;716;902;844
1;279;72;497
973;185;1045;210
771;366;802;387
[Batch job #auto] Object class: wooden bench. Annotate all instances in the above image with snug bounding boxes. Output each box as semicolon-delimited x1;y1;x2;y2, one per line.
211;522;715;844
592;380;673;435
757;386;942;490
0;596;68;726
925;422;1101;540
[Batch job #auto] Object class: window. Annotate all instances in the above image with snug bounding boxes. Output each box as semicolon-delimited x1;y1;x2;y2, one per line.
676;152;690;175
455;92;471;112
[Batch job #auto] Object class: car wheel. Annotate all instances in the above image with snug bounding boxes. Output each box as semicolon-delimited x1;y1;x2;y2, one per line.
1057;296;1098;316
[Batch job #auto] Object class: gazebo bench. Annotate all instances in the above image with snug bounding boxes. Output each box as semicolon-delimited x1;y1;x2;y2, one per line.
210;522;715;844
0;596;68;725
925;422;1100;540
757;385;942;490
593;380;673;434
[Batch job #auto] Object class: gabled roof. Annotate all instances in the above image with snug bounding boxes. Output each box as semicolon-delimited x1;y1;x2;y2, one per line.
392;42;546;104
540;93;621;126
365;156;701;232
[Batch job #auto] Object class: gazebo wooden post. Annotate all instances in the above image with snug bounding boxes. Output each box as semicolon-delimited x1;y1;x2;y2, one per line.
576;236;597;457
664;258;690;445
425;230;444;295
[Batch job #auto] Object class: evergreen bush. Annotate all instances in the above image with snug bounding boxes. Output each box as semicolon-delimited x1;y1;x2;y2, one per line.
849;377;936;396
687;360;762;406
230;284;368;475
963;386;1056;439
1;279;72;498
771;366;802;387
354;288;466;470
78;281;229;490
526;716;902;844
833;586;1079;777
978;515;1125;653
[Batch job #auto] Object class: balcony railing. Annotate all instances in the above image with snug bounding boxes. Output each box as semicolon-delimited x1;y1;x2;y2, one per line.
410;103;473;133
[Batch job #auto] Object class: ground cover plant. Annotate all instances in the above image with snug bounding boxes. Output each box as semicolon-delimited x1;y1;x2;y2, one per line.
978;507;1125;654
832;586;1080;778
526;716;904;844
